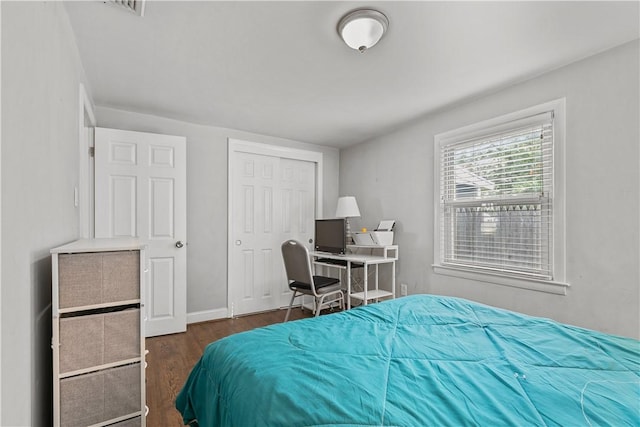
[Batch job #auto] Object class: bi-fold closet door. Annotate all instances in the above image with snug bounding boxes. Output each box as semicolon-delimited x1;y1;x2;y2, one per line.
229;140;321;316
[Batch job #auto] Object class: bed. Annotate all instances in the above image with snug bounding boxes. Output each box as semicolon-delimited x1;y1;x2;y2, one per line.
176;295;639;426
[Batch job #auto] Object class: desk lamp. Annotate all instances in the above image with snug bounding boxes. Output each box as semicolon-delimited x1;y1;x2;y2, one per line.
335;196;361;245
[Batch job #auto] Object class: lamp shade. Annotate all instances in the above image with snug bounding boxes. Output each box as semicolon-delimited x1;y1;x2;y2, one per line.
338;9;389;53
335;196;361;218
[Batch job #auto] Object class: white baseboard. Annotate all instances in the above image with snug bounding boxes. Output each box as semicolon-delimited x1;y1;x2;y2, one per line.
187;307;229;324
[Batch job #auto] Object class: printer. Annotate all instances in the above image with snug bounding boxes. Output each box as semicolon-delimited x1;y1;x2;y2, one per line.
353;220;395;246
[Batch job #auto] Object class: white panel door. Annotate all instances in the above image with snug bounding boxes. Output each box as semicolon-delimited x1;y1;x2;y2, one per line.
94;127;187;337
278;158;316;301
230;152;316;315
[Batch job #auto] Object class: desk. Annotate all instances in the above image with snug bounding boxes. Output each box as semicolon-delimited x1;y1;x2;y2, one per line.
310;245;398;309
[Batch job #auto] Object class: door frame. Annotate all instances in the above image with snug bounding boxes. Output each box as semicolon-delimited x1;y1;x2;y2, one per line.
227;138;324;317
78;83;96;238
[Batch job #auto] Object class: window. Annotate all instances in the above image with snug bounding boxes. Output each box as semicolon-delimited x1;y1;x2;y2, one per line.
434;100;567;294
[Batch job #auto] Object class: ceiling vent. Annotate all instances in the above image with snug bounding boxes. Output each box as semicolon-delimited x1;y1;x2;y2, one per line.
108;0;146;17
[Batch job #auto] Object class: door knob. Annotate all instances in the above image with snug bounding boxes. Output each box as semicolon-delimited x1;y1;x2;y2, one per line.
175;241;184;248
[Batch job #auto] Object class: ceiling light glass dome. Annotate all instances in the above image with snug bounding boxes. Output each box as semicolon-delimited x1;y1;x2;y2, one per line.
338;9;389;53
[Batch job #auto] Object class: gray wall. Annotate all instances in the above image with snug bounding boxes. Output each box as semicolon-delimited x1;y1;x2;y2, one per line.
1;2;89;425
95;107;340;316
340;40;640;339
0;3;339;423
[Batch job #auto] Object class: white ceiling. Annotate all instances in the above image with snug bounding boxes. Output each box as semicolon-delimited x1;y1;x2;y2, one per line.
64;1;639;148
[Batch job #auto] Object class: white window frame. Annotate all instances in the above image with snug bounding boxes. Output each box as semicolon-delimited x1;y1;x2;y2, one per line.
433;99;569;295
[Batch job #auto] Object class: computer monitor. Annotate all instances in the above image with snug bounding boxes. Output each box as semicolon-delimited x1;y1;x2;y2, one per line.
314;218;346;254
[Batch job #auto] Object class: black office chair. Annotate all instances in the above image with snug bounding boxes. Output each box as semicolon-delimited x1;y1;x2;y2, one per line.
281;240;344;322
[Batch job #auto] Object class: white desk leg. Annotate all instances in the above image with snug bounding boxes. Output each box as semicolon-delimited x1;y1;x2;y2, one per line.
363;263;368;305
392;260;396;299
375;264;379;302
347;261;352;310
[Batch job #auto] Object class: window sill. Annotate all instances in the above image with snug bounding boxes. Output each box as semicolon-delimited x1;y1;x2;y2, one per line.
432;264;570;295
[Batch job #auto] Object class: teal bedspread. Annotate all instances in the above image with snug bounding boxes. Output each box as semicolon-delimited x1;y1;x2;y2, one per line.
176;295;640;426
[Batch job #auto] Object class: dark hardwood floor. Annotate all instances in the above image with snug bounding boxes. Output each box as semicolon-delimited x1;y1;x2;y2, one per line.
145;307;312;427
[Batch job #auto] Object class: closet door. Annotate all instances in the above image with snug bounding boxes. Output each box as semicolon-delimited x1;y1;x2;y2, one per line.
229;142;318;316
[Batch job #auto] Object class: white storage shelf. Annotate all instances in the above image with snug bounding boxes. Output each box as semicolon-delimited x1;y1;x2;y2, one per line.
51;239;146;427
346;245;398;305
312;245;399;309
349;289;394;303
347;244;398;260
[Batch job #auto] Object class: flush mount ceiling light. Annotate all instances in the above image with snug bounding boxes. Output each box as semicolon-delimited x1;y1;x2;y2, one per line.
338;9;389;53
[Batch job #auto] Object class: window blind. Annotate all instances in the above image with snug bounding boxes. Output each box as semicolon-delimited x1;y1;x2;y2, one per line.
439;111;554;280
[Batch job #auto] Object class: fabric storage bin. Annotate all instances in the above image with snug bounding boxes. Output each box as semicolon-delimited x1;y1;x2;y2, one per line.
104;308;141;363
59;314;103;373
58;253;104;308
58;251;140;309
60;363;141;427
59;308;140;373
102;251;140;303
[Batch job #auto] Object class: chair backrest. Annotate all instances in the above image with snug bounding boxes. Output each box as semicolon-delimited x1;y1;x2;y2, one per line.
281;240;315;290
